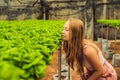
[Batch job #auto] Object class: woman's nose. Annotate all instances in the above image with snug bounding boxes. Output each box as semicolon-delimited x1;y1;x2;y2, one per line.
62;30;64;36
62;30;65;34
62;30;64;33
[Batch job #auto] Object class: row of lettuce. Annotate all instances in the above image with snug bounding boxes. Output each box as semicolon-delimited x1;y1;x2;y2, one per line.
0;20;65;80
97;19;120;28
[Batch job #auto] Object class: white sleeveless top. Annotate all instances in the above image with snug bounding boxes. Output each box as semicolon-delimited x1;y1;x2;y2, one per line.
97;48;105;64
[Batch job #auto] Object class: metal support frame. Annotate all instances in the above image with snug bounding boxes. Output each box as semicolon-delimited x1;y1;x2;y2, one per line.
58;43;62;80
58;42;71;80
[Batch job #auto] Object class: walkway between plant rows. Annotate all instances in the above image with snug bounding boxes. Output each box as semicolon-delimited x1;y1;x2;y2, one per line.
41;50;81;80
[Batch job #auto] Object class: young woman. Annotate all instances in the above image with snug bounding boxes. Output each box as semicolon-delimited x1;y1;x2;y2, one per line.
62;18;117;80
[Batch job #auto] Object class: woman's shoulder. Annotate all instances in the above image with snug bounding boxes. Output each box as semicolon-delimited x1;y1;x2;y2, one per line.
83;39;98;55
83;39;96;48
83;39;102;51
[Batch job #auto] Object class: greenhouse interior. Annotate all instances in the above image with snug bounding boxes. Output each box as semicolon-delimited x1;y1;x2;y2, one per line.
0;0;120;80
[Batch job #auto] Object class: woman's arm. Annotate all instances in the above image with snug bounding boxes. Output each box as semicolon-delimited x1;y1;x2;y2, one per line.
83;46;104;80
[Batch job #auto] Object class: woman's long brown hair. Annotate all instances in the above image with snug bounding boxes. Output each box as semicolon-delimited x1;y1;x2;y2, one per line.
63;18;85;80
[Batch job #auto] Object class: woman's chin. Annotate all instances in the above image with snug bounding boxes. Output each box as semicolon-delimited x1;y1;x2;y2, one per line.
62;37;65;40
62;38;68;41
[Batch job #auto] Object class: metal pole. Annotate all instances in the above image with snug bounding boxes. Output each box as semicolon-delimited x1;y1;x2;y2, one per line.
92;0;96;40
114;28;117;54
106;26;109;50
58;43;62;80
68;66;71;80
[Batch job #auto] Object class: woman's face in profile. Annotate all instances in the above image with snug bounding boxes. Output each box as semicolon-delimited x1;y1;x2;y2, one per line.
62;21;70;41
